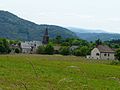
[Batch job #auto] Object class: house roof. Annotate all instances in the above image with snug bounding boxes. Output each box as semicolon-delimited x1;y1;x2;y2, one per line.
97;45;115;53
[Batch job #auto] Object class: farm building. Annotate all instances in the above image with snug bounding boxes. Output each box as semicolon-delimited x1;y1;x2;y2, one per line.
87;45;115;60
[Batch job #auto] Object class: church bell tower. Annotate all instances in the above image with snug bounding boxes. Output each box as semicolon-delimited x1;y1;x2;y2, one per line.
42;28;49;44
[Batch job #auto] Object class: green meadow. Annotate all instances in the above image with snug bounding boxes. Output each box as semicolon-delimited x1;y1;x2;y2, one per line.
0;55;120;90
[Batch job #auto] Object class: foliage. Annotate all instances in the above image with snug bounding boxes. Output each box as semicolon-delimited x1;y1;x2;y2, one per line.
61;42;70;46
0;38;21;54
0;11;77;41
105;39;120;49
15;48;20;53
74;46;90;56
110;61;120;65
45;43;54;55
60;46;70;55
55;35;63;44
37;43;54;55
37;46;45;54
95;39;102;45
0;38;10;54
115;48;120;61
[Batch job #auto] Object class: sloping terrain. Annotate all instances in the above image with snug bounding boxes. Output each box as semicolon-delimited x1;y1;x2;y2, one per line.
0;11;76;41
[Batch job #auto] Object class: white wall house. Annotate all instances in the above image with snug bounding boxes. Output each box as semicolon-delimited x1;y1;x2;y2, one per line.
87;45;115;60
21;41;42;54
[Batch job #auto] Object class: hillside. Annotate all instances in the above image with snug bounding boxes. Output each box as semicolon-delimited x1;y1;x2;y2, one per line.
76;33;120;41
68;27;120;41
0;11;76;41
68;27;106;33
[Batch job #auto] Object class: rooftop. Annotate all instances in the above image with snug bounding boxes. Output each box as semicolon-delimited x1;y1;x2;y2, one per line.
97;45;115;53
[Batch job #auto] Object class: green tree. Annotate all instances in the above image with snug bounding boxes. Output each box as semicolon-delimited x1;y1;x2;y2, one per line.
95;39;102;46
45;44;54;55
73;46;90;56
55;35;62;44
15;48;20;53
115;49;120;61
37;46;45;54
61;42;70;46
60;46;70;55
74;49;81;56
0;46;6;53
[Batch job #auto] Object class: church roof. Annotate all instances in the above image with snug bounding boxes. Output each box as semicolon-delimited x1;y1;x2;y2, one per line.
97;45;115;53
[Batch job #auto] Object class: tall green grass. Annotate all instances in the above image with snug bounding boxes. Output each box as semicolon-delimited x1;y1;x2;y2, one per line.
0;55;120;90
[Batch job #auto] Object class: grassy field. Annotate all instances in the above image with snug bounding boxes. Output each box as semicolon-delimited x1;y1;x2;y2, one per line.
0;55;120;90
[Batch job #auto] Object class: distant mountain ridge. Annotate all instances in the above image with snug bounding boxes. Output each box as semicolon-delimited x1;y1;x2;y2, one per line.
0;10;76;41
68;27;120;41
0;10;120;42
68;27;107;33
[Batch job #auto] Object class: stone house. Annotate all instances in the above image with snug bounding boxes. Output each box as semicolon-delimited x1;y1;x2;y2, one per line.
87;45;115;60
21;41;42;54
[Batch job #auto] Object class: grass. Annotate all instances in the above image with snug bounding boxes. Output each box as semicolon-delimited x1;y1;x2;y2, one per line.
0;54;120;90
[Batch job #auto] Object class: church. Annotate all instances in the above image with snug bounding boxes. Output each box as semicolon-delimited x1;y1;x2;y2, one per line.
42;28;49;44
21;28;49;54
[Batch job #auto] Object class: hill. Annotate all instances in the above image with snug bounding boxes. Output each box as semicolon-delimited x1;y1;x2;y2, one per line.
68;27;120;41
76;33;120;41
0;55;120;89
68;27;106;33
0;11;76;41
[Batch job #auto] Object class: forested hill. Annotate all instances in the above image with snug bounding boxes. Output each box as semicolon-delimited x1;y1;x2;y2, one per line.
0;11;76;41
68;27;120;41
76;33;120;41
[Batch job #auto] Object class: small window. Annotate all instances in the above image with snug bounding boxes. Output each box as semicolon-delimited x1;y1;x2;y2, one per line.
108;54;110;56
104;54;107;56
96;53;99;56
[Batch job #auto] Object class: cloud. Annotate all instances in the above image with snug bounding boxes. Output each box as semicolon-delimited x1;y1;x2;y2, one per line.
107;18;120;22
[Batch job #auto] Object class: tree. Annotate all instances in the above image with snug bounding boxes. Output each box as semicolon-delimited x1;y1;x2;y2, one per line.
37;46;45;54
115;49;120;61
45;44;54;55
60;46;70;55
73;46;90;56
0;46;6;53
73;49;81;56
55;35;62;44
95;39;102;46
15;48;20;53
61;42;70;46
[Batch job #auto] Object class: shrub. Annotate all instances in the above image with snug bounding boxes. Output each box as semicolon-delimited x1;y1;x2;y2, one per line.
110;61;120;65
37;46;45;54
60;46;70;55
115;48;120;61
73;46;89;56
45;44;54;55
15;48;20;53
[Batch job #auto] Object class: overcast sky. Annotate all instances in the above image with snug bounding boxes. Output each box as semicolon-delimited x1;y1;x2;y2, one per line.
0;0;120;33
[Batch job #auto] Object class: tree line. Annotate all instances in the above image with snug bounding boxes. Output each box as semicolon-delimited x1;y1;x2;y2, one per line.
0;37;120;61
0;38;21;54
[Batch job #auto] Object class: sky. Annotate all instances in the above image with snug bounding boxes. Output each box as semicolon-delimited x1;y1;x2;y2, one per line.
0;0;120;33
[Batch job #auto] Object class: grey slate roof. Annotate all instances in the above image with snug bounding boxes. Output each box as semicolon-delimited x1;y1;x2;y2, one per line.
97;45;115;53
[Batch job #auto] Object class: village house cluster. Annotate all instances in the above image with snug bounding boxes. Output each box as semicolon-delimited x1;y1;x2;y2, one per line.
10;28;116;60
20;28;49;54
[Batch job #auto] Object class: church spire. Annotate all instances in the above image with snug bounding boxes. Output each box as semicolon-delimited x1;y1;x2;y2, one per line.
42;28;49;44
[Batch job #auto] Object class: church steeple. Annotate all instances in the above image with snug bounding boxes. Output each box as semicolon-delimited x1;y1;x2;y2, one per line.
42;28;49;44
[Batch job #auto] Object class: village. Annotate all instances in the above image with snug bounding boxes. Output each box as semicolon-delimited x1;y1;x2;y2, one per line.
2;28;116;60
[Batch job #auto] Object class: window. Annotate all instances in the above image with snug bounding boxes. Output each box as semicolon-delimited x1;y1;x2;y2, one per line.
104;54;107;56
96;53;99;56
108;54;110;56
